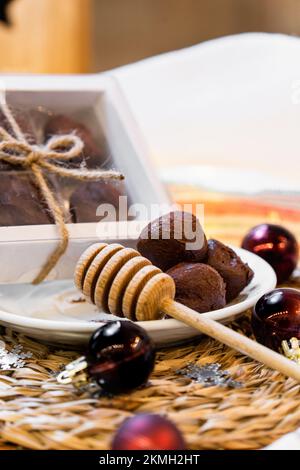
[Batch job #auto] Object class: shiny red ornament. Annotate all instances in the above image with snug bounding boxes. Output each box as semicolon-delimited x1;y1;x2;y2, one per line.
87;321;156;394
242;224;298;283
252;288;300;351
111;414;186;450
57;321;155;395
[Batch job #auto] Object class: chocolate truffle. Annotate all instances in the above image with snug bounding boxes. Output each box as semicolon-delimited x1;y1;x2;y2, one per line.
0;108;37;171
167;262;226;313
0;173;54;226
137;211;207;271
44;115;107;168
206;239;254;302
70;180;126;223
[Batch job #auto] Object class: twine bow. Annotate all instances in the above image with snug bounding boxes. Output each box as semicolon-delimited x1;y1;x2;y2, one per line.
0;102;123;284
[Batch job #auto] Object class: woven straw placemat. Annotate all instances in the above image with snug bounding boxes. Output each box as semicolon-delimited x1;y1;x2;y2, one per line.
0;304;300;451
0;188;299;450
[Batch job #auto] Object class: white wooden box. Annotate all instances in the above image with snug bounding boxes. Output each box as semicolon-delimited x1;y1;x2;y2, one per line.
0;74;170;283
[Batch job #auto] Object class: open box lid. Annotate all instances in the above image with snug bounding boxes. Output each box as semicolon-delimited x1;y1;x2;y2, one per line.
0;74;171;283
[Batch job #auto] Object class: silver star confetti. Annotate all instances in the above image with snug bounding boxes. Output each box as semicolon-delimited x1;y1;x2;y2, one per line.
176;363;242;388
0;342;32;370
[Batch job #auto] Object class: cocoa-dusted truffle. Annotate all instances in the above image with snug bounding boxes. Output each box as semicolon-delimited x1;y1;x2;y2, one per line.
0;108;37;145
137;211;207;271
0;108;37;171
206;239;254;302
44;115;106;168
167;262;226;313
70;180;127;223
0;173;54;226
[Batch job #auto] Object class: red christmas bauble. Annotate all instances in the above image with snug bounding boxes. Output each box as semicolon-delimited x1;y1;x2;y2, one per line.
242;224;298;283
252;288;300;351
86;321;155;394
111;414;186;450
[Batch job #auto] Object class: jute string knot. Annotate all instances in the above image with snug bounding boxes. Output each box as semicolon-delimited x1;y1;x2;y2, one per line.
25;152;40;166
0;102;124;284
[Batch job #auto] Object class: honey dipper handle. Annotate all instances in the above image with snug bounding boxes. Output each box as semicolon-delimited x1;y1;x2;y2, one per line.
161;299;300;381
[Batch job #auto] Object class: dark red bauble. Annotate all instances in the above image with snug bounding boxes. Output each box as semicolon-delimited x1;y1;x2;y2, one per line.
112;414;186;450
86;321;156;394
242;224;298;283
252;288;300;351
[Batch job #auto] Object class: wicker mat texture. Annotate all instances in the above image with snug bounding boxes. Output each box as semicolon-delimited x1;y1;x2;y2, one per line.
0;186;299;450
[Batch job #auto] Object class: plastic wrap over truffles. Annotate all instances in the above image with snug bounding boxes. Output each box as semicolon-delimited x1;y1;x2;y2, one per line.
0;105;128;227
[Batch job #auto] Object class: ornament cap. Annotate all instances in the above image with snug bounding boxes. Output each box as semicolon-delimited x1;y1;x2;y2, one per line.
282;337;300;364
57;356;88;386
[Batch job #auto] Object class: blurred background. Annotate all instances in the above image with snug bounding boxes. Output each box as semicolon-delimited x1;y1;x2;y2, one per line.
1;0;300;242
0;0;299;74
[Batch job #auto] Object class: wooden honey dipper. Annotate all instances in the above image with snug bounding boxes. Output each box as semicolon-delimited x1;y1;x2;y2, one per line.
75;242;300;381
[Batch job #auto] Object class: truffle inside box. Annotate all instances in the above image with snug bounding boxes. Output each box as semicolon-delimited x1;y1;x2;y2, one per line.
0;76;170;283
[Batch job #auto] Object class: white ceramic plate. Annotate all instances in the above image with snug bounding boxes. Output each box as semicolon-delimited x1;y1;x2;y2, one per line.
0;247;276;348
